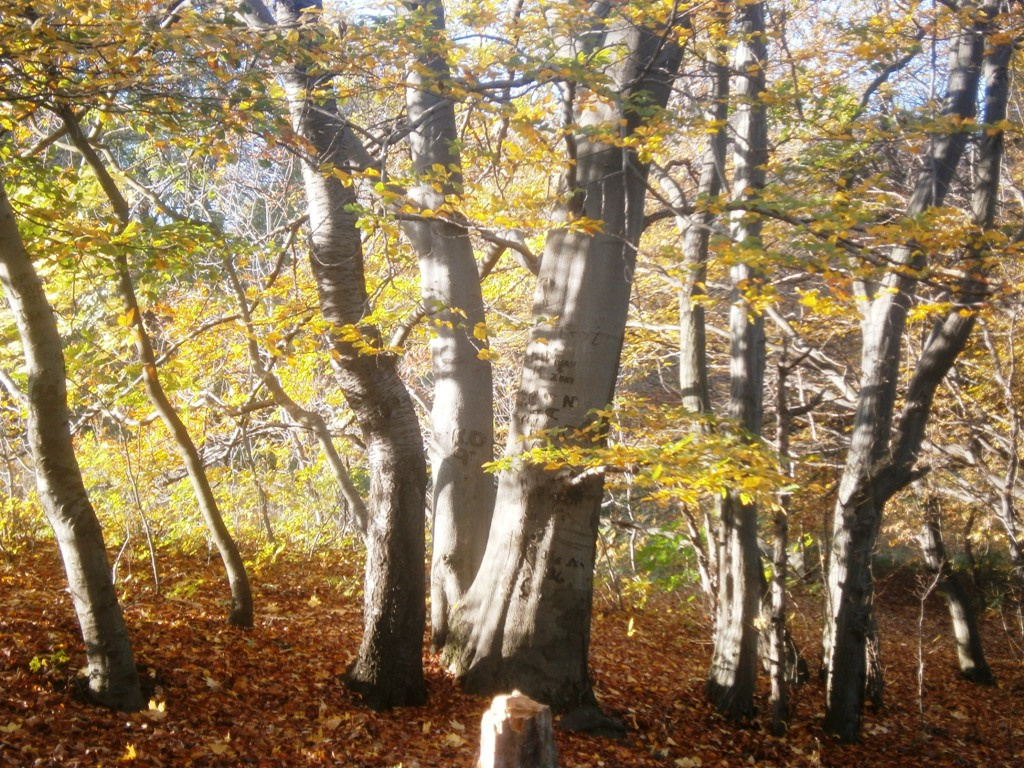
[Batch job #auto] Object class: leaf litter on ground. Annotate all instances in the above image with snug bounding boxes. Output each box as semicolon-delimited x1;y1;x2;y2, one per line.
1;547;1022;766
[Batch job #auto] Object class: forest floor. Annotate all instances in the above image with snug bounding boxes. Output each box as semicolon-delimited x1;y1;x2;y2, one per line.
1;543;1023;767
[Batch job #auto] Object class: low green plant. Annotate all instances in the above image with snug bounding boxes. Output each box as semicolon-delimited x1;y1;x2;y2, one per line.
29;648;69;674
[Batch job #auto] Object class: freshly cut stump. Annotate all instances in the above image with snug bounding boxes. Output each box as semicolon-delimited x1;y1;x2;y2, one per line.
476;690;557;768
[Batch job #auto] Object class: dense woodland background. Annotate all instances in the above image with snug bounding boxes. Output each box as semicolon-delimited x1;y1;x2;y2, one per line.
2;0;1024;764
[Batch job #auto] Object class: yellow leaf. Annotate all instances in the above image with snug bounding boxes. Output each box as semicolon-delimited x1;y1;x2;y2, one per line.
627;617;637;637
986;119;1013;136
144;700;167;722
121;743;137;762
308;594;321;607
444;733;467;748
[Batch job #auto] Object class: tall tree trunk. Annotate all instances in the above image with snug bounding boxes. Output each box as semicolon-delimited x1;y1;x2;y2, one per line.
401;0;496;652
57;107;254;628
446;9;681;714
242;0;428;708
661;14;730;614
824;2;1009;741
769;345;796;735
769;500;790;734
0;174;142;710
674;27;728;416
706;0;768;720
708;492;763;717
918;497;995;684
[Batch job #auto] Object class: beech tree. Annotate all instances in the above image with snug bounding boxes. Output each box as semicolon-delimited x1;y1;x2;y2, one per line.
654;2;731;618
674;8;728;420
445;2;683;714
238;0;428;709
5;0;1024;745
0;174;142;710
399;0;496;651
916;493;994;684
705;0;768;720
56;109;254;628
823;0;1013;741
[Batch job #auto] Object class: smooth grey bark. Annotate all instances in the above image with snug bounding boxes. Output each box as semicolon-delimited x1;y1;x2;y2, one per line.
706;0;768;720
401;0;496;652
57;106;254;628
661;47;727;597
917;499;994;684
0;174;142;710
676;9;729;417
446;9;681;713
768;499;790;734
823;2;1009;741
243;0;427;708
768;346;797;735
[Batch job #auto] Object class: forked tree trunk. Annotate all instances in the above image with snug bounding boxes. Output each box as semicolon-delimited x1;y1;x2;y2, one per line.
824;3;1009;741
706;0;768;720
57;107;254;628
243;0;428;708
918;500;995;684
402;0;496;652
446;9;681;713
0;175;142;710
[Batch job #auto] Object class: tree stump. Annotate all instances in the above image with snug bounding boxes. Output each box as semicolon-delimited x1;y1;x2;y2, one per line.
476;690;557;768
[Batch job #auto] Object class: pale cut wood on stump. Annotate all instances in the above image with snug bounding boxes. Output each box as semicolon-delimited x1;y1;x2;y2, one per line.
476;691;557;768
